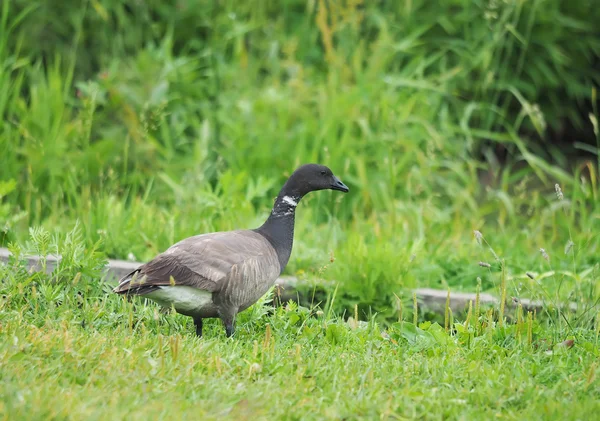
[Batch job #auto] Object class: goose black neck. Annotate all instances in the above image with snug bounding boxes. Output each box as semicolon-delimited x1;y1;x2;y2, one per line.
255;191;303;274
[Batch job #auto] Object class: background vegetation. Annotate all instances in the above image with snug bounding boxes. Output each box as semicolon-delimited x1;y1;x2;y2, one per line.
2;0;598;316
1;1;599;418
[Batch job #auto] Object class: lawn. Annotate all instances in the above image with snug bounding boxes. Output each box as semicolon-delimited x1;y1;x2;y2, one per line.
1;0;600;419
1;231;599;420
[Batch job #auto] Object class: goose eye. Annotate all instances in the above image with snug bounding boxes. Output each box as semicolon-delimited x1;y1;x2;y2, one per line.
320;170;326;175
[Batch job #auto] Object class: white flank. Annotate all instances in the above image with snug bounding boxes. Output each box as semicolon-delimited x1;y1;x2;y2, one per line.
282;196;298;207
144;286;213;313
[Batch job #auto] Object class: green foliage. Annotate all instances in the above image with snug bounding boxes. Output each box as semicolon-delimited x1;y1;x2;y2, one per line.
1;230;599;419
1;2;599;417
0;0;599;322
1;225;106;323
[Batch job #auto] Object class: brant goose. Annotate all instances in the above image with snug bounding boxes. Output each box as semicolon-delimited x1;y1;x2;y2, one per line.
113;164;349;337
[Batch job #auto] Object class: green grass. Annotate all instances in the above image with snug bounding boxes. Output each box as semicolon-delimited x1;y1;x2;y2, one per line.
2;311;599;420
1;227;599;420
1;0;600;418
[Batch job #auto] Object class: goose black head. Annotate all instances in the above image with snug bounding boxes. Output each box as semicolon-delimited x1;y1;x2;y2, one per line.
282;163;349;197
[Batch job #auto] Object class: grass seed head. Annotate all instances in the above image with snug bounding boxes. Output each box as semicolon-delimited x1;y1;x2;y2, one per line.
564;240;574;255
474;230;483;245
478;261;491;268
539;248;549;261
555;184;564;201
249;363;262;374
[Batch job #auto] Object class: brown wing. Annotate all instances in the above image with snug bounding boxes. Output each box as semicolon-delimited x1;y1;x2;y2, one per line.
113;230;279;295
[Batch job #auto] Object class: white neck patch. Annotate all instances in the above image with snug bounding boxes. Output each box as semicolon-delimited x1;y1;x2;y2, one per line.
282;196;298;207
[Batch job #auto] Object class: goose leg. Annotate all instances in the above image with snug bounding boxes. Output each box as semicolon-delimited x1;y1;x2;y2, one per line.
193;317;203;337
219;309;237;337
224;322;235;338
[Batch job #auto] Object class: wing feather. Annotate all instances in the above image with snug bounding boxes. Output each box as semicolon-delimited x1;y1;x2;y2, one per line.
113;230;279;295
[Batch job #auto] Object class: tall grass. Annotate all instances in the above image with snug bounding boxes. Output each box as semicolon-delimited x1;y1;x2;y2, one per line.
0;0;598;319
